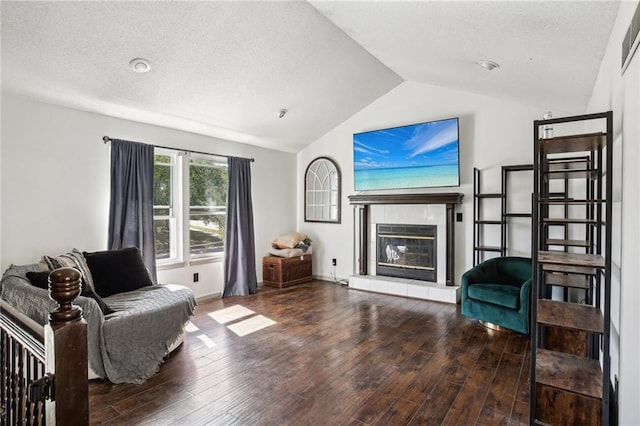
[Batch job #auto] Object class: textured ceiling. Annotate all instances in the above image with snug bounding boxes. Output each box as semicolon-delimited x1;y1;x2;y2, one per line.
1;1;401;152
310;1;620;114
1;1;620;153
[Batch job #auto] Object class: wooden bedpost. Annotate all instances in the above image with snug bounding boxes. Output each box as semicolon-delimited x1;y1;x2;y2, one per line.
46;267;89;425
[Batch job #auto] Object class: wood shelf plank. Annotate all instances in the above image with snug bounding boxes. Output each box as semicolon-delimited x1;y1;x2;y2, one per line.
537;300;604;334
544;169;597;180
548;156;591;164
547;157;592;170
539;132;606;154
536;348;603;400
476;193;502;199
505;213;532;218
545;273;591;289
546;239;591;248
542;263;598;275
538;251;604;268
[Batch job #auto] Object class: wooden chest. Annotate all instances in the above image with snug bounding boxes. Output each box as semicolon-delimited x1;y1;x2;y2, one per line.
262;255;312;288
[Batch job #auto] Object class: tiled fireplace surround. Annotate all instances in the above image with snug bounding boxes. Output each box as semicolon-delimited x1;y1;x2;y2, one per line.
348;193;463;304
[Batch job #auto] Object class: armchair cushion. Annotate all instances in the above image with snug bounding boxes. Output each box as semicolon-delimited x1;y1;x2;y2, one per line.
467;283;520;309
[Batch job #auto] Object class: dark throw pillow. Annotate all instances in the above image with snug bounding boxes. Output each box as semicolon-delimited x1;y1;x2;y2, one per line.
82;247;153;298
25;271;50;290
25;271;115;315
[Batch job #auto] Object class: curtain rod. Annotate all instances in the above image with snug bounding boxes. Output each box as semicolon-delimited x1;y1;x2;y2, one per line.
102;136;255;162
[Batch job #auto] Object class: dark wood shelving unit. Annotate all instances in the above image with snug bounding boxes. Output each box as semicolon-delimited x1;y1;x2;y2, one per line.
537;300;604;334
542;263;598;276
545;156;596;180
538;251;605;268
544;272;591;289
539;132;607;154
536;348;603;399
546;238;591;247
530;111;613;426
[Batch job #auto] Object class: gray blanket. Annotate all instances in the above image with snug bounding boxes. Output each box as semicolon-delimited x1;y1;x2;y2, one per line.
1;264;197;384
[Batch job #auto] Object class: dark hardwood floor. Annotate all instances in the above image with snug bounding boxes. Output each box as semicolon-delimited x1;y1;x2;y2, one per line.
89;281;530;425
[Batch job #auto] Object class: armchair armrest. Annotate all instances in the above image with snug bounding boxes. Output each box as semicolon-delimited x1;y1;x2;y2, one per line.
519;277;532;313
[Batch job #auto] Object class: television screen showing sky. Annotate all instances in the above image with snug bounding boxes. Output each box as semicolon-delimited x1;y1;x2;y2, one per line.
354;117;459;171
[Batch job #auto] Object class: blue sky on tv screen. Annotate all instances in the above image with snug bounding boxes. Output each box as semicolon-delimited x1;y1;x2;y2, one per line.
353;117;459;170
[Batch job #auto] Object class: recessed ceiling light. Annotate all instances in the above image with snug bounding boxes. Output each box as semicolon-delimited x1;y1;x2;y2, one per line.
129;58;151;73
477;60;500;71
276;108;287;119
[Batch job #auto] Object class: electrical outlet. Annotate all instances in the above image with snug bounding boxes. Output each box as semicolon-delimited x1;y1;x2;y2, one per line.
193;273;199;283
456;212;463;222
332;258;337;266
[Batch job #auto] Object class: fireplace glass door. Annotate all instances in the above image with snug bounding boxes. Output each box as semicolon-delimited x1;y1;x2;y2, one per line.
376;224;437;281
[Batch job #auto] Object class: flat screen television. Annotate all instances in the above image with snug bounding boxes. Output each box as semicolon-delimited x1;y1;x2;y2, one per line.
353;117;460;191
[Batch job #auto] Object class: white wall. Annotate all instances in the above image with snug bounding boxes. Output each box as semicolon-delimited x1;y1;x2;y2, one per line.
587;2;640;424
297;81;563;283
0;93;3;270
1;95;297;298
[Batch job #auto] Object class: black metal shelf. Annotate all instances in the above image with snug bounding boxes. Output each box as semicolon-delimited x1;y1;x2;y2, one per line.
473;164;534;265
505;212;532;218
475;193;502;198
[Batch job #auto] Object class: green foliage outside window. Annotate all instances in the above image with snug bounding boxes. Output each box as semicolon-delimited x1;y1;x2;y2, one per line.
152;153;229;260
189;158;227;256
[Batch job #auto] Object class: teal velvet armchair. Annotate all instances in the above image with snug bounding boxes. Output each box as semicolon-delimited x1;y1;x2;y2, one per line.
461;257;532;334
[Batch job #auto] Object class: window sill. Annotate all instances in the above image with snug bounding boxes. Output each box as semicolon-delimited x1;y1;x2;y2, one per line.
156;261;186;271
155;256;223;271
190;256;224;266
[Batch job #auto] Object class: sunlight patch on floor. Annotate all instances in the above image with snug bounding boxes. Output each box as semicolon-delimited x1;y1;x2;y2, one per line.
208;305;255;324
227;314;277;337
196;334;217;348
184;321;200;333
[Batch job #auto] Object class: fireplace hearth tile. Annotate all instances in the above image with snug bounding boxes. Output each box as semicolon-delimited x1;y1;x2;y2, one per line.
349;275;460;304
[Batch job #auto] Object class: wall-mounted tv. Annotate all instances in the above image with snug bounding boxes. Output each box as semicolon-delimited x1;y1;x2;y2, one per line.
353;117;460;191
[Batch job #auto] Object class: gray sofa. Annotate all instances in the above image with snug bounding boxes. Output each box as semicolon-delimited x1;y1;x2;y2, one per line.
1;262;196;384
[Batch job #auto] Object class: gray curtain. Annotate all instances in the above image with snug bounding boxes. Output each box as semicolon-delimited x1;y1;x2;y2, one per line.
223;157;257;297
108;139;157;284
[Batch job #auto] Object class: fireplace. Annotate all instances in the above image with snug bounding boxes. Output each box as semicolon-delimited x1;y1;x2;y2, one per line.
349;192;463;287
376;224;437;282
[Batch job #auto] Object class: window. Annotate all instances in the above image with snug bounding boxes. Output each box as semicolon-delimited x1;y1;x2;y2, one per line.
189;156;227;259
154;152;179;261
304;157;341;223
153;149;227;265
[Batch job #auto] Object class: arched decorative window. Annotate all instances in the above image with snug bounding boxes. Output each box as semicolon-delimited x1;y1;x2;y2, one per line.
305;157;341;223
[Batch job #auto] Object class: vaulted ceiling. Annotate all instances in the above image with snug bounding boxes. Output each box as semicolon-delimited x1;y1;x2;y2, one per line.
1;1;620;153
